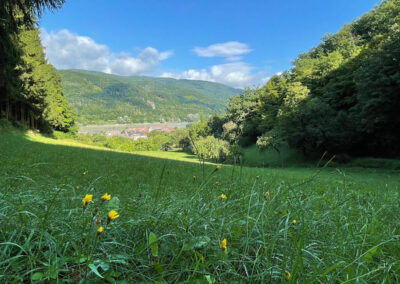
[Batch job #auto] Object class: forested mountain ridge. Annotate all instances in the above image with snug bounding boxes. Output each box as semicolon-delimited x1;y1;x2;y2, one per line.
59;70;242;124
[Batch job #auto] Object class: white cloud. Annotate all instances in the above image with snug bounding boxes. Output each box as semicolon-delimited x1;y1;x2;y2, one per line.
40;29;172;76
161;62;265;88
193;41;252;60
40;30;267;88
111;48;173;76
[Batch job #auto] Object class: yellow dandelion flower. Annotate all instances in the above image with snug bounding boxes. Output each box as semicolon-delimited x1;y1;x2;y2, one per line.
101;193;111;201
220;194;227;199
82;194;93;208
97;226;104;234
108;210;120;221
285;271;291;279
292;219;297;225
220;238;227;249
264;192;270;199
212;165;221;174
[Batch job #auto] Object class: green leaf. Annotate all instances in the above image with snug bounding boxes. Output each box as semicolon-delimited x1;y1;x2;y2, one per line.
205;275;215;284
364;247;378;260
88;264;103;278
149;232;159;257
320;262;345;277
31;272;43;281
182;236;211;251
94;259;110;271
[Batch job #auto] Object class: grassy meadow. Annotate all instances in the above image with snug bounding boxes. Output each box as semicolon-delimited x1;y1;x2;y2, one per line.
1;130;400;283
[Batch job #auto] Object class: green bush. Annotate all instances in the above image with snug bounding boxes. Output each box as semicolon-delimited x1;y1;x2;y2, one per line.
0;118;13;130
193;136;230;162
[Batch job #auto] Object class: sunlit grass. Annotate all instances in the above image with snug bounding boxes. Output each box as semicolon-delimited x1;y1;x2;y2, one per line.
26;131;209;164
1;130;400;282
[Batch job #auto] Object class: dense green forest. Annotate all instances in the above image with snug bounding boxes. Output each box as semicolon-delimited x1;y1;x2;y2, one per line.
0;0;75;132
59;70;241;124
195;0;400;158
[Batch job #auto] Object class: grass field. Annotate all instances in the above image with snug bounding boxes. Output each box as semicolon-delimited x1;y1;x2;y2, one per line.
1;130;400;283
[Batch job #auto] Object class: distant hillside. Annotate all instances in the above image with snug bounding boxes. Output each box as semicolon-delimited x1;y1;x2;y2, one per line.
58;70;242;124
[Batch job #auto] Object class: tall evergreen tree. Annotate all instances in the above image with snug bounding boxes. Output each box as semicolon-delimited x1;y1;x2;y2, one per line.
0;0;75;132
19;24;76;131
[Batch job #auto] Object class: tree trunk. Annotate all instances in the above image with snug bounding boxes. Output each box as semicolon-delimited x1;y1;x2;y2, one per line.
21;103;24;123
6;98;10;120
273;146;283;167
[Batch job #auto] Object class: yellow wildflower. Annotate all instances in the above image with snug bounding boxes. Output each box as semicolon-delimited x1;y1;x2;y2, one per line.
193;176;196;181
101;193;111;201
264;192;270;199
97;226;104;234
220;238;227;249
82;194;93;208
212;165;221;174
292;219;297;225
108;210;120;221
285;271;291;279
220;194;227;199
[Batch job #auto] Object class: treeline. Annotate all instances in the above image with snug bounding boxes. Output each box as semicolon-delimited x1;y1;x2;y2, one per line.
0;0;76;132
197;0;400;158
67;130;189;153
57;125;234;163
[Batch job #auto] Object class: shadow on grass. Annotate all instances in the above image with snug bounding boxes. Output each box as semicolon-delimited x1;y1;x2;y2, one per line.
0;130;226;187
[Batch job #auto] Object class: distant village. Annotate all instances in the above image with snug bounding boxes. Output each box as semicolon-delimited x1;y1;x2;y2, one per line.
106;126;176;140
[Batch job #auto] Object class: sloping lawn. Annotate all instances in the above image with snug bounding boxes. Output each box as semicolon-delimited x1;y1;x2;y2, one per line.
0;130;399;283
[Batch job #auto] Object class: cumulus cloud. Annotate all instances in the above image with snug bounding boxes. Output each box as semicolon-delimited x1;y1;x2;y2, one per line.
193;41;252;60
40;29;172;76
111;48;173;76
161;62;265;88
40;30;267;88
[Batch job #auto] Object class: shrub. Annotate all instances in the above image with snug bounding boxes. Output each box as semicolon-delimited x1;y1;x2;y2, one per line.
193;136;230;162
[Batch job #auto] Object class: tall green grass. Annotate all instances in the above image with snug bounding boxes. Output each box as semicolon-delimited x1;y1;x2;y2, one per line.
1;130;400;282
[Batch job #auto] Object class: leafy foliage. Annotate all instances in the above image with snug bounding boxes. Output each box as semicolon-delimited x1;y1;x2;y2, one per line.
205;0;400;158
192;135;230;162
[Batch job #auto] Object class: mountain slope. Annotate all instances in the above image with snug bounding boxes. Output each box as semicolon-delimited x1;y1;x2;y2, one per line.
59;69;241;124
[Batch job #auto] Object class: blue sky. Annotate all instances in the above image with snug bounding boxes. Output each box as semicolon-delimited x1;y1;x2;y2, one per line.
39;0;379;88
